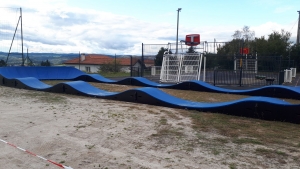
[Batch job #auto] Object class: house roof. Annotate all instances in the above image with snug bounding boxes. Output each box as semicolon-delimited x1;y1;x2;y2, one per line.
64;54;112;65
64;54;154;66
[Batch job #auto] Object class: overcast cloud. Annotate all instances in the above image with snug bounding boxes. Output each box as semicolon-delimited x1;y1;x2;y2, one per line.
0;0;299;55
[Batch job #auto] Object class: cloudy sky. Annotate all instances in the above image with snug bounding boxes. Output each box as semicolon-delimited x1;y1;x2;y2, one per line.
0;0;299;55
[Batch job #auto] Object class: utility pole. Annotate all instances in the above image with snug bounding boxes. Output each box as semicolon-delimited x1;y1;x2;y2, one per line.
78;51;81;70
297;11;300;45
20;8;24;66
176;8;182;54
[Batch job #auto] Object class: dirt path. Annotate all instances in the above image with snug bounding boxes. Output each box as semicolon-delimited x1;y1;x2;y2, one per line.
0;86;299;169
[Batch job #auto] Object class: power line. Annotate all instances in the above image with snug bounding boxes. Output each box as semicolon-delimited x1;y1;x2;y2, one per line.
289;19;298;33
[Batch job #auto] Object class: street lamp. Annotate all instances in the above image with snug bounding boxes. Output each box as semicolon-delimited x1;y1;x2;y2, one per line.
176;8;182;54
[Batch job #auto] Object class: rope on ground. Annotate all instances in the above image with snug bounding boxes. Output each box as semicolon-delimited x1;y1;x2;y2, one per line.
0;138;73;169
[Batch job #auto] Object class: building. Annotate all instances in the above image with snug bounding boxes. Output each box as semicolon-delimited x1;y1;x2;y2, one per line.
64;54;154;73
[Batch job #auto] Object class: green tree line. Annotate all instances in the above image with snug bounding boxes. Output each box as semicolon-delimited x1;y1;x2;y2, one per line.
217;27;294;57
217;26;300;69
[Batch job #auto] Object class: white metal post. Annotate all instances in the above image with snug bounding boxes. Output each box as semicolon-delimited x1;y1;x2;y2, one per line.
177;54;183;82
160;55;166;82
197;53;203;80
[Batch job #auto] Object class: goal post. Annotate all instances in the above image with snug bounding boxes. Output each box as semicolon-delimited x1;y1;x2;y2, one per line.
160;53;203;83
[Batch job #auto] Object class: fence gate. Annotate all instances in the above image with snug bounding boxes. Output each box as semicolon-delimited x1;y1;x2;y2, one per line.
234;57;257;73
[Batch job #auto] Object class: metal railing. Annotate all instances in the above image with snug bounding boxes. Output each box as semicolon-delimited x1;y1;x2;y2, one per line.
208;69;279;86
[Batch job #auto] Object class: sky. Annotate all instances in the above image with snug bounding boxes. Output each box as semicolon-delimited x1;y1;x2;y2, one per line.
0;0;299;55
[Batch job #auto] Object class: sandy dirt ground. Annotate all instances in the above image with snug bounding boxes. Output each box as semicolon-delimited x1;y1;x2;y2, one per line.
0;85;299;169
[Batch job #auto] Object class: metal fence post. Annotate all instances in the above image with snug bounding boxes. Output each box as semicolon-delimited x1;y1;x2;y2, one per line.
213;68;216;86
141;43;144;77
130;56;132;77
239;67;243;87
114;53;116;72
78;51;81;71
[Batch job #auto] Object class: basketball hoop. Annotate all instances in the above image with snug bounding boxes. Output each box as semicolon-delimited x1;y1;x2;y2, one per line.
185;34;200;46
240;48;249;55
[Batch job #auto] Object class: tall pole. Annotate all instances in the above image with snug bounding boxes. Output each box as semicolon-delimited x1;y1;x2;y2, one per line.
114;53;116;72
297;11;300;45
20;8;24;66
214;38;216;53
78;51;81;70
176;8;182;54
141;43;144;77
24;48;29;66
130;55;132;77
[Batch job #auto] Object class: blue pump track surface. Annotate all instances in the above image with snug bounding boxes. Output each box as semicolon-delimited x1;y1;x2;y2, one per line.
1;66;300;124
1;66;300;99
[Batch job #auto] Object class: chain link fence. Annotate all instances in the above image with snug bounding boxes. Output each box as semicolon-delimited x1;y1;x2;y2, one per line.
139;43;297;86
204;55;295;86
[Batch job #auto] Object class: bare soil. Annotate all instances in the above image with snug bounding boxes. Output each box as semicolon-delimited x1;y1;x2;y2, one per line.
0;85;299;169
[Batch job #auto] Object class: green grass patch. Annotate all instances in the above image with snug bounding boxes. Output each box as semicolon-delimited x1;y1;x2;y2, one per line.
159;117;168;125
255;148;273;156
211;148;220;155
255;148;287;159
151;126;184;137
275;150;288;156
22;90;67;104
85;144;95;149
187;110;300;147
233;138;262;145
213;137;229;144
98;72;130;77
229;163;237;169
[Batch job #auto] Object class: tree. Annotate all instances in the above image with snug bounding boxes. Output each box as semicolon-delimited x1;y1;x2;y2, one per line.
154;47;171;66
0;60;6;67
26;57;35;66
98;60;121;72
217;39;242;56
242;26;255;41
232;30;242;39
289;44;300;68
27;60;35;66
219;28;292;57
41;60;51;66
266;29;291;56
232;26;255;41
251;36;268;56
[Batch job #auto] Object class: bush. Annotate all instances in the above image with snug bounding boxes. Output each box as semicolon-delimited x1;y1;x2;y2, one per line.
98;60;121;73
